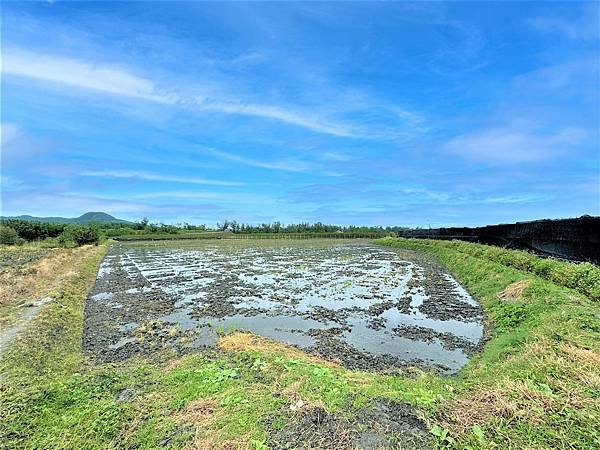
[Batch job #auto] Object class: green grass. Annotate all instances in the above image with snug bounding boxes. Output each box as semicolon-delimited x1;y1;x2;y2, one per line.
1;239;599;449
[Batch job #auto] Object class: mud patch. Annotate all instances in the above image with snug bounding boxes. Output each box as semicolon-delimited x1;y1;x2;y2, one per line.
269;400;432;449
83;240;485;373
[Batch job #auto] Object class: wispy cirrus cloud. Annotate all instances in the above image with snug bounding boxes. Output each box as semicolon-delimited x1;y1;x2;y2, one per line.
527;3;599;41
133;190;276;204
443;125;588;164
2;48;178;103
205;148;314;173
513;57;598;92
1;122;22;145
80;169;244;186
194;98;358;138
1;47;423;140
1;48;360;138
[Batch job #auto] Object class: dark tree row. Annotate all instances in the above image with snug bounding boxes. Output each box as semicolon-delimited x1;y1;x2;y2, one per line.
215;220;408;234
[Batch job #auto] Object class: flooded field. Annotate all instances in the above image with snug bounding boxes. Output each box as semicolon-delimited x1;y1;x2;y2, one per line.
84;240;485;373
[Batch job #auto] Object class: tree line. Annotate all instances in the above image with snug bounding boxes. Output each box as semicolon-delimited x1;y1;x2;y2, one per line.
0;216;411;246
0;219;101;246
215;219;408;235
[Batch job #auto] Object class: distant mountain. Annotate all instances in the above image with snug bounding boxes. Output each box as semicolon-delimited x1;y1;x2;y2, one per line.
2;212;132;225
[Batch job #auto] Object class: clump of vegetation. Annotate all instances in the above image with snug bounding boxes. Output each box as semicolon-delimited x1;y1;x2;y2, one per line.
0;225;22;245
58;224;101;246
0;220;101;247
1;219;66;241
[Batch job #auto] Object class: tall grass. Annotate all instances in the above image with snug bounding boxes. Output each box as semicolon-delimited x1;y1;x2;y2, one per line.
377;237;600;301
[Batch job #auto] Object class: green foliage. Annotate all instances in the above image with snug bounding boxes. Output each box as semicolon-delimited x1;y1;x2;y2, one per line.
431;424;455;448
1;219;66;241
217;219;404;235
0;225;21;245
377;237;600;449
377;237;600;301
59;224;101;246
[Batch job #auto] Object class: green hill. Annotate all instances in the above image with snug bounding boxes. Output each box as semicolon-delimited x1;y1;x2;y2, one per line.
2;212;132;225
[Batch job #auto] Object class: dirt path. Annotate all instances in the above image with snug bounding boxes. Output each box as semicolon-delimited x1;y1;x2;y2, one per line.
0;245;105;359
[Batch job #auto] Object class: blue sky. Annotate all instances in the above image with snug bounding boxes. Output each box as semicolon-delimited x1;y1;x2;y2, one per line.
1;1;598;226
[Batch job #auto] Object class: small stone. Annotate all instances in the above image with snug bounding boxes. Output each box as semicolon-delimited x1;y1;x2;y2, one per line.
116;388;136;402
290;399;305;411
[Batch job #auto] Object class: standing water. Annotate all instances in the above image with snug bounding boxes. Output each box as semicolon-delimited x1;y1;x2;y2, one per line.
83;240;484;374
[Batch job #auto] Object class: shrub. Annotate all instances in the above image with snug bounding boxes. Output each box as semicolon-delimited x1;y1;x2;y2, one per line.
0;225;20;245
2;219;66;241
59;225;100;246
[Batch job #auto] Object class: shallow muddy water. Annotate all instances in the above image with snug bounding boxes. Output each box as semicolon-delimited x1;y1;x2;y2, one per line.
84;240;485;373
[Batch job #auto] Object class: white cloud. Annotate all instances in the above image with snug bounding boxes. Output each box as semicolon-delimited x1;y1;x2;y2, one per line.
134;190;275;204
206;147;314;172
2;48;177;103
2;48;425;140
0;175;29;192
513;58;597;91
1;192;151;216
80;169;244;186
528;4;599;41
443;125;588;164
321;151;354;162
0;123;22;146
478;195;544;205
1;49;360;138
195;98;357;138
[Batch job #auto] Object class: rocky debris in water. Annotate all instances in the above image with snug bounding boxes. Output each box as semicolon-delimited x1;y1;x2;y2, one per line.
83;241;485;372
392;324;480;355
307;328;418;374
269;399;432;450
367;316;387;330
419;298;483;323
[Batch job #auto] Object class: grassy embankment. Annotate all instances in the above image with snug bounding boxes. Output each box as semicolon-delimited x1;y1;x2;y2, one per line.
0;239;598;449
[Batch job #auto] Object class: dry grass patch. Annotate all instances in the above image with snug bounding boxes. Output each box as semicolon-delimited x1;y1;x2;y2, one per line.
163;356;188;372
177;398;252;450
497;279;530;302
515;338;600;386
177;398;220;429
0;245;99;308
439;379;559;435
559;342;600;366
438;387;519;435
218;332;339;367
280;379;327;411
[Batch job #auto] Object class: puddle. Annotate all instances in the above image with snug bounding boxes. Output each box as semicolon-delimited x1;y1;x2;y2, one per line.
83;240;485;373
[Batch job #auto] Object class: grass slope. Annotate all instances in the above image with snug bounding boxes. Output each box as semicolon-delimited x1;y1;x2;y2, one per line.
1;239;598;449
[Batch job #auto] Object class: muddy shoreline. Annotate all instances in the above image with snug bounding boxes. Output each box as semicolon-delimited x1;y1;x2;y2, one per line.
83;240;485;374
